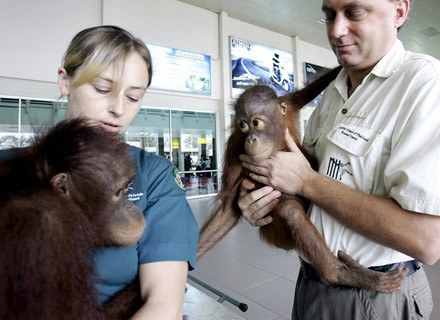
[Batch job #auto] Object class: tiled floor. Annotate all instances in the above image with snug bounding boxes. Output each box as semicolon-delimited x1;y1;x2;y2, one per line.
183;175;218;197
187;196;440;320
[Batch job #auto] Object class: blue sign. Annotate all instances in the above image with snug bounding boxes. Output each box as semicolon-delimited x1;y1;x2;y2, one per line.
146;43;211;95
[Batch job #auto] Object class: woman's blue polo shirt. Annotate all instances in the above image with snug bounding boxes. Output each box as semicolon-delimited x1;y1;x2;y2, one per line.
91;146;199;302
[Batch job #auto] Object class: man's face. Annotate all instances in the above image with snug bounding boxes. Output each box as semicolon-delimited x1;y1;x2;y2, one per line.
322;0;403;73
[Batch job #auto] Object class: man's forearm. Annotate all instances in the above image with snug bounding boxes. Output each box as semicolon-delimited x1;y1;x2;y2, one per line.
302;171;440;265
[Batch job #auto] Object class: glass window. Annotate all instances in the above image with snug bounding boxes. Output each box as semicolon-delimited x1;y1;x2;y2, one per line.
0;97;20;149
0;97;218;197
0;97;67;149
20;99;67;147
126;108;218;196
172;110;218;197
125;108;171;158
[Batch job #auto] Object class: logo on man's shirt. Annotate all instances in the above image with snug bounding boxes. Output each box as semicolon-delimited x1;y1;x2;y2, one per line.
326;157;353;181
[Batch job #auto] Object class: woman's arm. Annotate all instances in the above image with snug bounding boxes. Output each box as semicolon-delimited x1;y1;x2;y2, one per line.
131;261;187;319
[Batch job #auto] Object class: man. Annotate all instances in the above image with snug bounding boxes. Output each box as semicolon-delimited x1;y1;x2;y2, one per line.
238;0;440;318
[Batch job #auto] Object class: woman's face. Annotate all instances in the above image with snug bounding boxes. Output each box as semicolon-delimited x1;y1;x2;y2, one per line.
59;52;149;134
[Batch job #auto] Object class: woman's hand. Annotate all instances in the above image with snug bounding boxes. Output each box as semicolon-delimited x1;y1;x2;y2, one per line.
237;179;281;227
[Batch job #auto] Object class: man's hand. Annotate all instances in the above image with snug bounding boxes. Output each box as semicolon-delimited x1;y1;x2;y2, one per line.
240;130;313;196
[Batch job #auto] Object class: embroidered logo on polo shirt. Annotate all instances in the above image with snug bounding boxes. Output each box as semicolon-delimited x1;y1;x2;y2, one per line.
326;157;353;181
126;181;144;201
127;192;143;201
328;124;379;157
174;168;186;191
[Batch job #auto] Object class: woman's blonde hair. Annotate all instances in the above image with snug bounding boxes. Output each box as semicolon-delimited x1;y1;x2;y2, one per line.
62;25;152;89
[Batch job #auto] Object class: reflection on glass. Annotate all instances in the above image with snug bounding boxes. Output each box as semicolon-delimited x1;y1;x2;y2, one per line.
126;109;218;195
0;97;218;196
0;98;20;149
179;171;218;197
125;108;170;157
0;97;66;149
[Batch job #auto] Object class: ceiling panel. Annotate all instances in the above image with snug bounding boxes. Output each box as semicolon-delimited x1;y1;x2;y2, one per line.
178;0;440;59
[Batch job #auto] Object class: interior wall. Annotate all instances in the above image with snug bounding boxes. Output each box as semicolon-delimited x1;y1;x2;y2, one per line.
0;0;337;100
297;40;338;86
103;0;222;109
0;0;337;162
0;0;102;98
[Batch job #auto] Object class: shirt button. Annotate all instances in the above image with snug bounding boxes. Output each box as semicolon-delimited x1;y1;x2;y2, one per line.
341;108;347;114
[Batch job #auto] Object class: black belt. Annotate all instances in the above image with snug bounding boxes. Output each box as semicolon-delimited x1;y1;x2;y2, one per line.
301;259;420;284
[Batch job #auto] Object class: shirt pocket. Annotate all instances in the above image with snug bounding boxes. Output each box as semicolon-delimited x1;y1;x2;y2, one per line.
324;123;382;192
327;123;380;157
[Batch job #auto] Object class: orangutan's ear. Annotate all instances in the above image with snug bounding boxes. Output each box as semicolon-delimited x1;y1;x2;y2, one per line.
50;173;70;197
280;102;288;115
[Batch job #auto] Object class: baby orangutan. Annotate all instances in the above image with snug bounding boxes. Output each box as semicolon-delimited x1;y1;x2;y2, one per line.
197;68;407;293
0;118;145;319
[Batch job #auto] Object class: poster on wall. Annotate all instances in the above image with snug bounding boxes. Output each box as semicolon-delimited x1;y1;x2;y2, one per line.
146;42;211;95
300;62;332;138
304;62;330;107
230;37;294;98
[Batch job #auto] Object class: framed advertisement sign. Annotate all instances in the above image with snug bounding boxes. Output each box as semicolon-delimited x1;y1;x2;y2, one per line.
303;62;330;107
300;62;333;138
146;43;211;95
230;37;294;97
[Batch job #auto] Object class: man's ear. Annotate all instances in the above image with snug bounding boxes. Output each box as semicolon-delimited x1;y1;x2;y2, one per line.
57;67;71;97
394;0;410;29
50;173;70;196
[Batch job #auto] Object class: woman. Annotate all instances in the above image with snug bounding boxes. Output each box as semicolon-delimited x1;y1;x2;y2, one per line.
58;25;198;319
